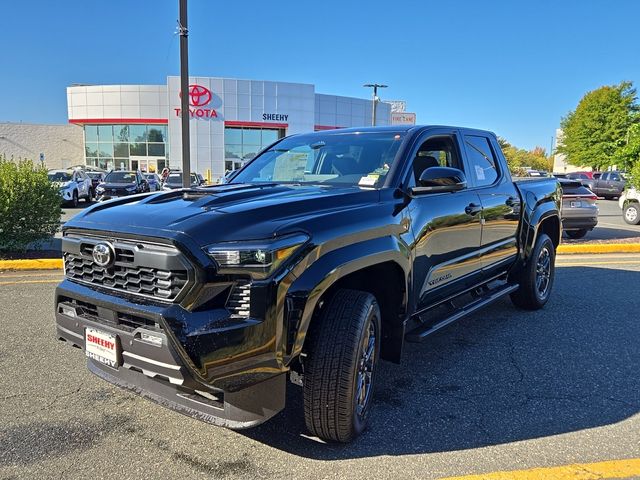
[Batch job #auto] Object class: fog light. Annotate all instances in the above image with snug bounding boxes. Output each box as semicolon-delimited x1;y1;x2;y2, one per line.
141;332;162;346
60;304;76;318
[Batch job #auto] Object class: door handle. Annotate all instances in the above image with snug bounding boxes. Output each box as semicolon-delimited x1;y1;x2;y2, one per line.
465;203;482;215
506;196;520;207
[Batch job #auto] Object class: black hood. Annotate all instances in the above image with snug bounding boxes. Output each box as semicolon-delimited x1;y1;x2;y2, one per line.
65;183;381;247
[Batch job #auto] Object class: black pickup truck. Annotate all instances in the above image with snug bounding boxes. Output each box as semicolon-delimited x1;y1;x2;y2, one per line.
55;126;561;442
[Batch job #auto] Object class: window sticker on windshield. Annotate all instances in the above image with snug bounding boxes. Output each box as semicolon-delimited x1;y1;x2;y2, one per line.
358;175;378;187
475;165;486;180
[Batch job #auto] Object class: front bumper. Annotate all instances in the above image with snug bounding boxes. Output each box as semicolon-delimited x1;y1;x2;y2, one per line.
55;279;286;428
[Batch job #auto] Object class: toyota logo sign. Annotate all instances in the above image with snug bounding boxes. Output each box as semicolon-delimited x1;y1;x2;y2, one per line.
176;84;218;119
187;84;212;106
92;243;114;267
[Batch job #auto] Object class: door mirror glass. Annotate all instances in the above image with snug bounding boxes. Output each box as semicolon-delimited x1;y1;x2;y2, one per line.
412;167;467;194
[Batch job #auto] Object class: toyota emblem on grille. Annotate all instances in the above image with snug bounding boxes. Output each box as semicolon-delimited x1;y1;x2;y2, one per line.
92;243;114;267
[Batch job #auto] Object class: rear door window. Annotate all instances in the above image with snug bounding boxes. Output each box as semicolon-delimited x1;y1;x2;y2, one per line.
464;135;498;187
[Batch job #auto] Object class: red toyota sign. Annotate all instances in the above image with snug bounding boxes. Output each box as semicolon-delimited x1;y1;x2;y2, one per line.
175;84;218;118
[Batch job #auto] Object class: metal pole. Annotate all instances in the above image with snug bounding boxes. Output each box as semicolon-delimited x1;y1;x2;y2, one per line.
372;85;377;126
363;83;387;127
178;0;190;188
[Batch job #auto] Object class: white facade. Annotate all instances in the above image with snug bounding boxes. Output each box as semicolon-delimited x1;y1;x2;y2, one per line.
66;76;395;181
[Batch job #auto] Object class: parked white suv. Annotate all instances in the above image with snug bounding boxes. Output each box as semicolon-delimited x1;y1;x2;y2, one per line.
47;168;93;207
619;187;640;225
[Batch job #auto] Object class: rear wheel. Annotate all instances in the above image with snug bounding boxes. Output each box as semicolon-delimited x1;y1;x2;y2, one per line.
86;188;94;203
70;190;78;208
510;233;555;310
624;203;640;225
565;229;588;239
303;289;381;442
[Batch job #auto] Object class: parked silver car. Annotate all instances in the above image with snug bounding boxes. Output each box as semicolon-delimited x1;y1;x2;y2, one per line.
560;178;599;239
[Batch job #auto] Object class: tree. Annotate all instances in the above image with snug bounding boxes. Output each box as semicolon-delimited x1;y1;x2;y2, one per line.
613;123;640;171
497;137;553;174
557;81;640;170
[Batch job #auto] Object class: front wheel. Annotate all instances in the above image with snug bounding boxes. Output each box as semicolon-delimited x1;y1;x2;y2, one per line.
565;229;588;239
70;190;79;208
510;233;556;310
624;203;640;225
303;289;381;442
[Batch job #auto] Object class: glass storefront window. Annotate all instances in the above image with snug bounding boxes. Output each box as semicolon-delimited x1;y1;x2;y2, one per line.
85;126;98;142
224;127;284;172
147;127;165;143
114;125;129;142
130;143;147;156
148;143;165;156
98;125;113;142
84;123;167;171
114;143;129;157
242;129;261;145
98;143;114;157
129;125;147;142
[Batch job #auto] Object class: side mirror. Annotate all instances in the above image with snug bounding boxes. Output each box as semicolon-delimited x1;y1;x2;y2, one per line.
411;167;467;195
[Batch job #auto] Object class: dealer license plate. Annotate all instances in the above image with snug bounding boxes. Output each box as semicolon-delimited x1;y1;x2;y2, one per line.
85;327;118;368
570;201;581;208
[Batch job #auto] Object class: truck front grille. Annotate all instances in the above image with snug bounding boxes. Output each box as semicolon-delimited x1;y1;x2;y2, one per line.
63;233;192;303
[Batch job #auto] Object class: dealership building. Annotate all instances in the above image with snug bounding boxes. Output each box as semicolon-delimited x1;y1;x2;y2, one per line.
56;75;414;180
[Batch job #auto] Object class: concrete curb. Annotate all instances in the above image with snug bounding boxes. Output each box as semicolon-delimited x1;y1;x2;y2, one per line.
2;244;640;271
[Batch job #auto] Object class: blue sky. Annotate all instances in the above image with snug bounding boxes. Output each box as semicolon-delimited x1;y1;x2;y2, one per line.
1;0;639;151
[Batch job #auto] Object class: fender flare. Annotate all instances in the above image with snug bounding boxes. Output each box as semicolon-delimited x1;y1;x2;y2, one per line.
282;235;410;362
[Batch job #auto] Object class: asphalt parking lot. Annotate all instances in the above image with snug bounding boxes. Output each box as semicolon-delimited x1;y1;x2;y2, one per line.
1;254;639;479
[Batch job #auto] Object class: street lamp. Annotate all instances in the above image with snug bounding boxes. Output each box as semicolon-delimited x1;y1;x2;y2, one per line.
363;83;387;126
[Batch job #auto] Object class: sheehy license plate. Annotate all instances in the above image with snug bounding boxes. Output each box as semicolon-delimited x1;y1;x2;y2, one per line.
85;327;118;368
570;201;582;208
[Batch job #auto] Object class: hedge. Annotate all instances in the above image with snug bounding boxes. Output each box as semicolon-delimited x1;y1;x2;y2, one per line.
0;155;62;252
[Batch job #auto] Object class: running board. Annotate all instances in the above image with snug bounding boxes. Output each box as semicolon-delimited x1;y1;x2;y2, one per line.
405;283;519;342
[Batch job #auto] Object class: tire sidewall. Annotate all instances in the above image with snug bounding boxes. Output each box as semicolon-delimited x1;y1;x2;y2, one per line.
350;301;381;436
530;234;555;306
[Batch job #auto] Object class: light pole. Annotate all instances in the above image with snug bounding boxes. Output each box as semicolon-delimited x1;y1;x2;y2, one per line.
363;83;387;126
178;0;191;188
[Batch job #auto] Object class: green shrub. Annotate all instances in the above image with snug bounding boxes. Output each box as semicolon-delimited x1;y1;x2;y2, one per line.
0;155;62;252
626;161;640;189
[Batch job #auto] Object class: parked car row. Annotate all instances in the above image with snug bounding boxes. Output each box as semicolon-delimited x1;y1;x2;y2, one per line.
555;171;626;199
48;167;210;206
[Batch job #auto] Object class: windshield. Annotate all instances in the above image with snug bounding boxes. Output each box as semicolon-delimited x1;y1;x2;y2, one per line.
105;171;136;183
166;173;198;185
48;172;72;182
230;131;406;187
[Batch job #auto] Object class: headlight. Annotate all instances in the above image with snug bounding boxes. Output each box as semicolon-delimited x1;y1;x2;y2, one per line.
96;186;105;194
204;233;309;276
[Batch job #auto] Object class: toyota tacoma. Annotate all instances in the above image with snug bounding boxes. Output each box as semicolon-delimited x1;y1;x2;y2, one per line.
55;126;561;442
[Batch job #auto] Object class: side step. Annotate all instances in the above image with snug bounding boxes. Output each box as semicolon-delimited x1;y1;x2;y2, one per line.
405;283;519;342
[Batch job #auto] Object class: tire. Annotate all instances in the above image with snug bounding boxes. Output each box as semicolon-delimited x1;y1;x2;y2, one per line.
85;188;94;203
510;233;555;310
565;229;588;239
303;289;381;442
624;203;640;225
70;190;79;208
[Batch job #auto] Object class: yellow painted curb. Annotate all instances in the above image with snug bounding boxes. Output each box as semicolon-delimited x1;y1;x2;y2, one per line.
558;243;640;254
0;258;63;271
440;457;640;480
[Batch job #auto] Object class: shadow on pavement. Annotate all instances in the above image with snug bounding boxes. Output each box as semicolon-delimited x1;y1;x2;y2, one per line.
242;266;640;459
563;226;640;242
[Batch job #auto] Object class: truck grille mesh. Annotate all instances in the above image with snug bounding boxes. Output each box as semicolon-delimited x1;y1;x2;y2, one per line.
226;281;251;318
63;234;191;303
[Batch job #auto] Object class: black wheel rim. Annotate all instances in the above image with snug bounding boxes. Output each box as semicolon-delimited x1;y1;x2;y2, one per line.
355;317;376;418
536;245;551;297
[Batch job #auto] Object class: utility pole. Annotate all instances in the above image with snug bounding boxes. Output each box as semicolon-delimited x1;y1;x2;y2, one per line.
178;0;190;187
363;83;387;126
